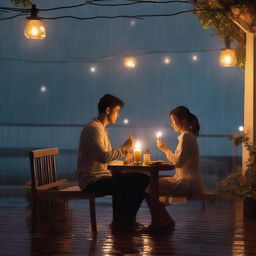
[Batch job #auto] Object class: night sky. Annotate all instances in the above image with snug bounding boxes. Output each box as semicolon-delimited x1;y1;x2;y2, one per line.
0;0;244;183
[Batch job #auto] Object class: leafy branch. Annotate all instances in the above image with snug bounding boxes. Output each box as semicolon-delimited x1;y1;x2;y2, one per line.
192;0;256;68
217;131;256;200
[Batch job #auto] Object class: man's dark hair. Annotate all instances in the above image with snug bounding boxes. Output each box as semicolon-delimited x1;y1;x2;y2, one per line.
98;94;124;113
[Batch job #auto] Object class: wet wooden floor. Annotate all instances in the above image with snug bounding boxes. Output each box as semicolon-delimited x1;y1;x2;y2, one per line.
0;196;256;256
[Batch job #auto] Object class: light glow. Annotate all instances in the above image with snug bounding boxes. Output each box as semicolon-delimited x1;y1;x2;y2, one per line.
238;126;244;132
24;20;46;39
156;131;163;139
123;119;129;124
90;66;96;73
192;55;198;61
130;19;136;26
219;48;237;67
124;57;137;69
134;141;141;150
163;57;171;64
40;86;47;92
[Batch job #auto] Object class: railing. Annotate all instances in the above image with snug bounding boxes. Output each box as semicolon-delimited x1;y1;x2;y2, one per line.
0;123;242;189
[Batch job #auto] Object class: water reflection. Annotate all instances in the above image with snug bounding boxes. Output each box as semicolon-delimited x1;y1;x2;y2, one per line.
101;230;175;256
232;201;256;256
141;232;175;256
25;197;256;255
29;199;73;255
103;234;143;255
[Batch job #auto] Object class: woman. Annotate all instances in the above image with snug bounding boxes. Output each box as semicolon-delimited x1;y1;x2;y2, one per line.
146;106;204;231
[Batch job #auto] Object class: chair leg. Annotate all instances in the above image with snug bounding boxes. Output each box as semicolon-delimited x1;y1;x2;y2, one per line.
89;198;97;232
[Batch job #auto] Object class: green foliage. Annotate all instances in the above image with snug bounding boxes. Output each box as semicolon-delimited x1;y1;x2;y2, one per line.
217;132;256;200
193;0;256;68
12;0;31;7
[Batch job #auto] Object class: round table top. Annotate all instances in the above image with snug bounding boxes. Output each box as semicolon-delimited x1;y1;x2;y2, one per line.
108;160;174;171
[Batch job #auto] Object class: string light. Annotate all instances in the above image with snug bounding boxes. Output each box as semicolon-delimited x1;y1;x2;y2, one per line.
123;118;129;124
24;5;46;40
163;57;171;64
40;86;47;92
238;126;244;132
192;55;198;61
89;66;96;73
130;19;136;26
124;57;137;69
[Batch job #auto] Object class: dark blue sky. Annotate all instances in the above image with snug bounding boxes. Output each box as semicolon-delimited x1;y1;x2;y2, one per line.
0;0;244;156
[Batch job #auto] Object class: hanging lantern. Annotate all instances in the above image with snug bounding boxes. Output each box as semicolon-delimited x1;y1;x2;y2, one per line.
219;39;237;67
24;5;46;40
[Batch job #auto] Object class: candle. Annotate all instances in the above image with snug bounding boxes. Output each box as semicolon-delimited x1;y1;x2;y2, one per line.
134;141;142;163
156;131;163;140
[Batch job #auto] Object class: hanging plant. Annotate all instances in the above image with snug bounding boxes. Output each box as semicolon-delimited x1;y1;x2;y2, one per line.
12;0;31;7
192;0;256;68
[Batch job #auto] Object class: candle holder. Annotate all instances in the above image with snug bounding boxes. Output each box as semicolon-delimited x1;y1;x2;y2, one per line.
133;141;142;164
134;149;142;164
143;148;151;164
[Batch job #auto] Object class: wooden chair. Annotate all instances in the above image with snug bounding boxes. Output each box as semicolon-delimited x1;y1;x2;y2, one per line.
29;147;105;232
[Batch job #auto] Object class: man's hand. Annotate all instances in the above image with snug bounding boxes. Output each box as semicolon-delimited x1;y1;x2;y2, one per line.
121;135;135;152
124;152;133;164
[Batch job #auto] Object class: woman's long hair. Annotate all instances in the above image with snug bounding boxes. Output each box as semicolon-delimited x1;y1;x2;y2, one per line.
170;106;200;136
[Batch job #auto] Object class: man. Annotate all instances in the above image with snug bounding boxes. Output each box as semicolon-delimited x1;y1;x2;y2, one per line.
77;94;150;233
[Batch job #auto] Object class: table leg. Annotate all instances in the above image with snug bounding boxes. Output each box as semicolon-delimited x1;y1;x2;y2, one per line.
150;169;159;224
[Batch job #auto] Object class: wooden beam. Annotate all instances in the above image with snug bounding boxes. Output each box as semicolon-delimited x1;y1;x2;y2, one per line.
232;16;254;33
243;32;256;173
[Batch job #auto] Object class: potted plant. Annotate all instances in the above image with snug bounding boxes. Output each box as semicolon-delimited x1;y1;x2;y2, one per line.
217;131;256;217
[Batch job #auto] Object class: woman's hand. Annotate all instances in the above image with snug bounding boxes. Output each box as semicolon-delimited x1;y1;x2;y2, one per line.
156;139;168;152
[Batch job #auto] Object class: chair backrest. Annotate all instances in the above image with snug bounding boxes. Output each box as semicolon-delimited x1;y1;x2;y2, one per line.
29;148;59;193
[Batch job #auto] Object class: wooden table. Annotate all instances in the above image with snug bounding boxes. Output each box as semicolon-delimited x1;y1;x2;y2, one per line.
108;161;174;223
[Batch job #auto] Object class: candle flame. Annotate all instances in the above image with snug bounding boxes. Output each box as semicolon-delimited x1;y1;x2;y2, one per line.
156;131;162;139
134;141;141;150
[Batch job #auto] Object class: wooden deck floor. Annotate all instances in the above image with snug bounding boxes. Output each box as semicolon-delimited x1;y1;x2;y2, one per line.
0;196;256;256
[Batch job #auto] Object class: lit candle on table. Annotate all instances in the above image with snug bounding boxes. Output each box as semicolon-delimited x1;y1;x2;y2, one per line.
156;131;163;140
134;141;142;163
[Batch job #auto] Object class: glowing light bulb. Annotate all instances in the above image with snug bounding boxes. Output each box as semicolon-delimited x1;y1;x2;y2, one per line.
124;57;137;69
123;119;129;124
40;86;46;92
238;126;244;132
31;27;38;36
163;57;171;64
90;66;96;73
224;56;232;65
219;48;237;67
24;20;46;39
130;20;136;26
192;55;198;61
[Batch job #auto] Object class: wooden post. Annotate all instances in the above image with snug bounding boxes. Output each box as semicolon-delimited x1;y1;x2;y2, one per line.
243;32;256;174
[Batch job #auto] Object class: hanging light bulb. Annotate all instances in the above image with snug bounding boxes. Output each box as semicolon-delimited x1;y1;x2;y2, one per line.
24;4;46;40
219;39;237;67
124;57;137;69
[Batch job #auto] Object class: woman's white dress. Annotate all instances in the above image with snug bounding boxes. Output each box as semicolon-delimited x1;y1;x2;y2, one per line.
159;131;204;201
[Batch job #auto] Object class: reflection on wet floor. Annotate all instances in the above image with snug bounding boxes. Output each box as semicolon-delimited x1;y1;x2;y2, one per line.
0;197;256;255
